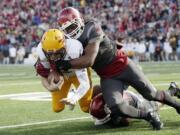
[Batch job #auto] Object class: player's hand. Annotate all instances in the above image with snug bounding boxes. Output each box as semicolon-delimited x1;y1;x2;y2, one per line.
55;59;72;72
60;98;75;105
48;76;64;92
60;98;75;110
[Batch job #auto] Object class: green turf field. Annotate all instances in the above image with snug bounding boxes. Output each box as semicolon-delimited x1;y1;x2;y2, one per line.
0;61;180;135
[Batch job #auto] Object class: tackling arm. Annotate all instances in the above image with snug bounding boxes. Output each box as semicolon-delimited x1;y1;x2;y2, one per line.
55;41;100;71
70;42;100;69
56;22;103;70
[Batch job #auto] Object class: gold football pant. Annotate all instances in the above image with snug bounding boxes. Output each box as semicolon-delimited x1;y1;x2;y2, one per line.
51;68;93;113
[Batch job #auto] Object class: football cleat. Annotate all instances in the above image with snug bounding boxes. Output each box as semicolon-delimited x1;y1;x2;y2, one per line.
147;111;163;130
168;82;180;98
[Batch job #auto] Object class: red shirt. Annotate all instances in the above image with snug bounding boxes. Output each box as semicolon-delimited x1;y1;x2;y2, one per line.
96;50;128;79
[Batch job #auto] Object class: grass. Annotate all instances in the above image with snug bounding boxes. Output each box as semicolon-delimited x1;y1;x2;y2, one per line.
0;61;180;135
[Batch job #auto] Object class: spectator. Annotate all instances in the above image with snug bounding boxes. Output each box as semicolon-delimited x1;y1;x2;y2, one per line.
9;45;17;64
154;40;163;61
169;33;178;61
0;0;179;64
2;44;9;64
148;41;155;61
16;45;25;64
163;38;173;61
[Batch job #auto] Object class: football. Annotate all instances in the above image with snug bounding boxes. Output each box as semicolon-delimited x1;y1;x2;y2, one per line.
47;71;61;83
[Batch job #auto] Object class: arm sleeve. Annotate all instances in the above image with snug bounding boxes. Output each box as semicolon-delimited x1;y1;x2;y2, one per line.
36;42;47;61
65;39;90;102
68;69;90;103
87;22;104;44
65;39;83;59
35;43;50;78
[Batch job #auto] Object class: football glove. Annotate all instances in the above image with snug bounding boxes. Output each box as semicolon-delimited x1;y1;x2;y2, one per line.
34;59;50;78
55;59;72;72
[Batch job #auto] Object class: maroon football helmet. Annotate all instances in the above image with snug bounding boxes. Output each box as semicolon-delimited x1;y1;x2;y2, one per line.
57;7;84;39
89;93;111;125
90;92;130;126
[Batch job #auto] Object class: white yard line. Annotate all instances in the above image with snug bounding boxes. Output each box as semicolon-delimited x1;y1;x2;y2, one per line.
0;92;51;101
1;81;180;87
0;116;91;129
0;107;173;130
0;82;41;86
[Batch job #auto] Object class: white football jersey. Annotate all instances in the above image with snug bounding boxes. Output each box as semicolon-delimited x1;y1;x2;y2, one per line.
36;39;90;103
36;39;83;68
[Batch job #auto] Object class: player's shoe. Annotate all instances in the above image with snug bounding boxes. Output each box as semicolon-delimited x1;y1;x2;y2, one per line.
168;82;180;98
146;112;163;130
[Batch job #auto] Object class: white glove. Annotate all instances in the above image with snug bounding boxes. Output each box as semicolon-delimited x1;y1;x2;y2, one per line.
60;89;77;110
60;98;75;110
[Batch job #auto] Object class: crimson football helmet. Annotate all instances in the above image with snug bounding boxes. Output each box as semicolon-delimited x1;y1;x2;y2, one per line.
89;93;111;125
90;92;130;126
57;7;84;39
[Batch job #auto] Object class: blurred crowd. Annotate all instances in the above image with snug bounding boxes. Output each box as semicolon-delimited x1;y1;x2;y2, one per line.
0;0;179;64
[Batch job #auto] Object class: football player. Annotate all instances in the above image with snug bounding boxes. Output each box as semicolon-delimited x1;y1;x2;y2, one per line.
90;85;162;127
90;82;180;127
35;29;93;113
56;7;180;130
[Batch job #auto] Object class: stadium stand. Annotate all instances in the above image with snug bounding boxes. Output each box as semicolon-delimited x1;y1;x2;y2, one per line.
0;0;179;64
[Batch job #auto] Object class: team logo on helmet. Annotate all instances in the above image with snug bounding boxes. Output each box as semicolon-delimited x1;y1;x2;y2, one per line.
41;29;66;61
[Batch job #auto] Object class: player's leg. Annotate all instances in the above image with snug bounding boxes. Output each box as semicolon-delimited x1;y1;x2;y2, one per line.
117;58;180;114
101;79;149;119
71;73;93;113
79;67;93;113
51;78;71;112
78;88;93;113
101;77;163;130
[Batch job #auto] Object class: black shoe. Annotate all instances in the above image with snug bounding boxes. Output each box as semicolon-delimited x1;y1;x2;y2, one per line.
147;112;163;130
168;82;180;98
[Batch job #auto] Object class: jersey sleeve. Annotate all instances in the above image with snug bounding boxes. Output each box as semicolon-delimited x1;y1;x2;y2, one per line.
65;39;83;59
67;68;90;103
87;22;104;44
35;43;50;77
36;42;47;61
